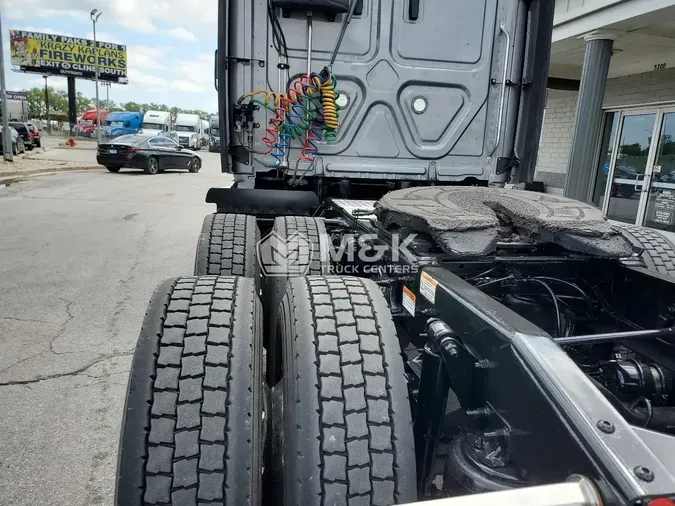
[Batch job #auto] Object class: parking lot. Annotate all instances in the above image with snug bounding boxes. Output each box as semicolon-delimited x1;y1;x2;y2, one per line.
0;141;231;505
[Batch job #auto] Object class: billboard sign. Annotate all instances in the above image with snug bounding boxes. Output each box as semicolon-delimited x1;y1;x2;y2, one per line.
7;91;28;101
9;30;128;84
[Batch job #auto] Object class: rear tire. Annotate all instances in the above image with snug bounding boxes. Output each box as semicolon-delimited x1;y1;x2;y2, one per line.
116;275;263;506
195;213;259;277
145;156;159;175
617;223;675;276
106;166;121;173
265;216;331;385
270;216;331;277
188;157;202;173
277;276;417;506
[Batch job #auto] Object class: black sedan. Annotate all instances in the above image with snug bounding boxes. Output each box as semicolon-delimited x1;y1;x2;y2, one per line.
96;134;202;174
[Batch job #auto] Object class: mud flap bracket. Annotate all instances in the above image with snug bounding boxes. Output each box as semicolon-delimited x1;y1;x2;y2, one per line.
205;188;319;216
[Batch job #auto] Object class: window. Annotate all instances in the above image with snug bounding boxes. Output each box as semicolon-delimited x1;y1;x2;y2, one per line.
115;135;149;146
149;137;177;147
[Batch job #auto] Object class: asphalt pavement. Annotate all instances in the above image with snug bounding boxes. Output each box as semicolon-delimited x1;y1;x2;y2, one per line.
0;145;232;505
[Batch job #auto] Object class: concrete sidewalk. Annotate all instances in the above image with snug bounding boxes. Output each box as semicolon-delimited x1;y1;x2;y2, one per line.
1;134;101;181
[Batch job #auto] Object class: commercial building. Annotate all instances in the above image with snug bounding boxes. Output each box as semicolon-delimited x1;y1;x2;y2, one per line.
536;0;675;234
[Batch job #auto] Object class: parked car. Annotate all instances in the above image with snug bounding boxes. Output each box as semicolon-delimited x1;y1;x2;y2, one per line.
96;134;202;175
0;125;26;155
8;122;34;151
26;123;41;148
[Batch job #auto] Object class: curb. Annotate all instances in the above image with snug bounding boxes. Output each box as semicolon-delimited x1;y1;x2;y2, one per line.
0;165;101;184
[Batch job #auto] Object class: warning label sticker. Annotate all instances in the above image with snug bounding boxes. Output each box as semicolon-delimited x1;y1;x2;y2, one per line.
402;286;416;316
420;272;438;304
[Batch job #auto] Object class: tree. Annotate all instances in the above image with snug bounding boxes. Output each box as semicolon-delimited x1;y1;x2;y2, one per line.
123;101;143;112
621;143;645;157
170;106;180;122
18;86;211;121
24;86;68;119
26;87;46;119
99;99;122;112
50;90;68;116
76;92;92;115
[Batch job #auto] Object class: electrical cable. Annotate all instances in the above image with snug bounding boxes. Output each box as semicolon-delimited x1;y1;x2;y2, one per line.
236;128;270;162
533;276;593;308
295;156;323;185
526;278;563;338
235;8;342;171
268;0;288;59
475;275;514;289
466;266;499;281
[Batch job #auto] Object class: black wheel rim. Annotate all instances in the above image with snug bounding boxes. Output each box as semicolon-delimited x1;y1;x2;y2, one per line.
149;159;158;173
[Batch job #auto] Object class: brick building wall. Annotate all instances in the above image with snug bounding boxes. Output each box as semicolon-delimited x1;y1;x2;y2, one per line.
535;68;675;192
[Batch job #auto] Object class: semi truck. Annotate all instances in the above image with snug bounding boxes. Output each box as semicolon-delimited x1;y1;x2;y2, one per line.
116;1;675;505
1;95;27;122
141;110;172;137
102;111;143;139
208;114;220;152
174;113;201;150
201;119;210;148
76;109;108;137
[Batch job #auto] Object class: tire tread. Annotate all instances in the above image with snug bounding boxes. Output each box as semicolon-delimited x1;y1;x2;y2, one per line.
282;276;416;506
274;216;329;275
195;214;258;277
617;224;675;275
116;275;260;506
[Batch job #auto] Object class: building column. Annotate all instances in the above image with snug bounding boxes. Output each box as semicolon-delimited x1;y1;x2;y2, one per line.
564;31;617;202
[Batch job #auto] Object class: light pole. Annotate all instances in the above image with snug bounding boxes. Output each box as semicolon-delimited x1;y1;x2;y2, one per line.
43;75;51;135
90;8;102;144
0;13;13;161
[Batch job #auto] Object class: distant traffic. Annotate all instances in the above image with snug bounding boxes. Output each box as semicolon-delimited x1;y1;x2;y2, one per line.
71;109;222;151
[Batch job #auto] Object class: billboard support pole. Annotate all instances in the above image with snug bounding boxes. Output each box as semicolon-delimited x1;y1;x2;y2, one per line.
67;77;76;137
91;9;103;145
0;13;13;162
43;76;51;135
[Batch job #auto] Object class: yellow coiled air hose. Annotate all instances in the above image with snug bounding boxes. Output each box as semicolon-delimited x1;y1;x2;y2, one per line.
319;75;339;131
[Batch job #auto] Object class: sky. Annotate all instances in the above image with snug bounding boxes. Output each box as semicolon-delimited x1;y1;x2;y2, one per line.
2;0;218;111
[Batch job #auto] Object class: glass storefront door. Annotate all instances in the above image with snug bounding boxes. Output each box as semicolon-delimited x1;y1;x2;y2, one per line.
601;106;675;230
604;112;658;224
643;110;675;232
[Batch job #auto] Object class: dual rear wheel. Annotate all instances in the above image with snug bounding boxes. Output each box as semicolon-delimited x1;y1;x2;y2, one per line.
116;214;417;506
